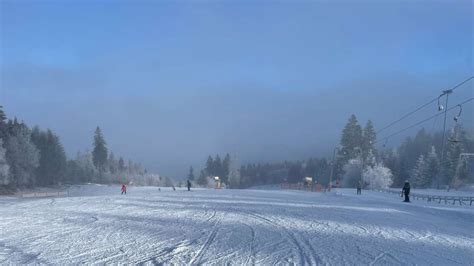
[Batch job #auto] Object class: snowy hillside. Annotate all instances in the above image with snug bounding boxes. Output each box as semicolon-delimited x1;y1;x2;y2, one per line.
0;186;473;265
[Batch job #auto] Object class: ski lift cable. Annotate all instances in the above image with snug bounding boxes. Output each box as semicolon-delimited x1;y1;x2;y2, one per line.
375;97;474;145
438;157;470;167
430;111;440;132
376;76;473;134
437;153;473;166
377;97;438;134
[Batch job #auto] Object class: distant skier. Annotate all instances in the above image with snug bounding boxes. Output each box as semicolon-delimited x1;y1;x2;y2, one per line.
402;180;410;202
356;180;362;195
187;180;192;191
121;184;127;195
172;185;176;191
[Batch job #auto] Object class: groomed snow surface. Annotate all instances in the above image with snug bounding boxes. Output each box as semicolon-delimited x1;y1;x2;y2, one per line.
1;185;473;265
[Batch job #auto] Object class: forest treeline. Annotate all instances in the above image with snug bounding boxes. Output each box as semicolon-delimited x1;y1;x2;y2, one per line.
196;115;473;189
0;106;167;193
1;104;472;192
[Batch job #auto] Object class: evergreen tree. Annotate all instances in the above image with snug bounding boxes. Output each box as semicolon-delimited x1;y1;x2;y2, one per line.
0;138;10;185
197;169;208;186
66;159;80;184
188;166;195;181
0;106;7;141
424;146;440;188
214;155;223;178
452;157;470;188
366;149;376;168
362;120;377;160
75;151;96;183
0;106;6;123
382;148;402;187
337;114;363;179
118;157;125;172
5;125;39;187
31;127;67;185
108;152;118;174
412;154;428;188
92;127;108;178
396;128;433;187
128;160;134;174
205;156;214;176
222;153;231;184
288;163;303;183
228;167;241;189
340;114;363;160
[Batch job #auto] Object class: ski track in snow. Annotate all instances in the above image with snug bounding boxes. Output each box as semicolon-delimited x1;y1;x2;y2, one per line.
0;186;473;265
189;210;221;265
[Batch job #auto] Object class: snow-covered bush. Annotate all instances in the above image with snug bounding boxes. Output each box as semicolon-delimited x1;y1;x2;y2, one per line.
363;163;393;189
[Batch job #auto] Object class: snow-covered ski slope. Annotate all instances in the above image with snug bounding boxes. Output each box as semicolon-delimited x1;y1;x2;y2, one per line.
1;186;473;265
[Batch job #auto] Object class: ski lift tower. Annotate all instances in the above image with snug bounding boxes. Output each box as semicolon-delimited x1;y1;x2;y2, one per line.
458;153;474;175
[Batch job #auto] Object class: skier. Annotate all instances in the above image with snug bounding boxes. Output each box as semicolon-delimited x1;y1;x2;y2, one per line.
187;180;192;191
121;184;127;195
172;185;176;191
402;180;410;202
356;180;362;195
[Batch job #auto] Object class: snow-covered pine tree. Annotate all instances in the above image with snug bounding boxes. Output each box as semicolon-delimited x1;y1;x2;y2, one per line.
6;125;39;187
451;157;470;189
92;127;108;179
362;120;377;160
339;114;363;162
228;167;241;189
197;170;208;186
412;154;429;188
128;160;134;174
424;146;440;188
75;151;97;183
0;138;10;185
118;157;125;173
31;127;67;186
366;149;376;168
214;155;223;179
0;106;7;141
108;152;118;174
222;153;231;184
228;154;241;188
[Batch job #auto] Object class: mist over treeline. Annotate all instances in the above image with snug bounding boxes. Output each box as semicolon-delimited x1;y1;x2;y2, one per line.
195;115;474;189
1;103;473;192
0;106;169;193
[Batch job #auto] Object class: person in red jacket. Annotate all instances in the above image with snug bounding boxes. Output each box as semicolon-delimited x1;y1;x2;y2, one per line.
121;184;127;195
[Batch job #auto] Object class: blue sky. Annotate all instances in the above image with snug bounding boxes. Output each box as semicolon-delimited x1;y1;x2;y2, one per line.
1;0;472;177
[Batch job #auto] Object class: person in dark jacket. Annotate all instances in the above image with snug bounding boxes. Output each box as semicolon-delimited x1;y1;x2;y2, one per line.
402;180;410;202
356;180;362;195
187;180;192;191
